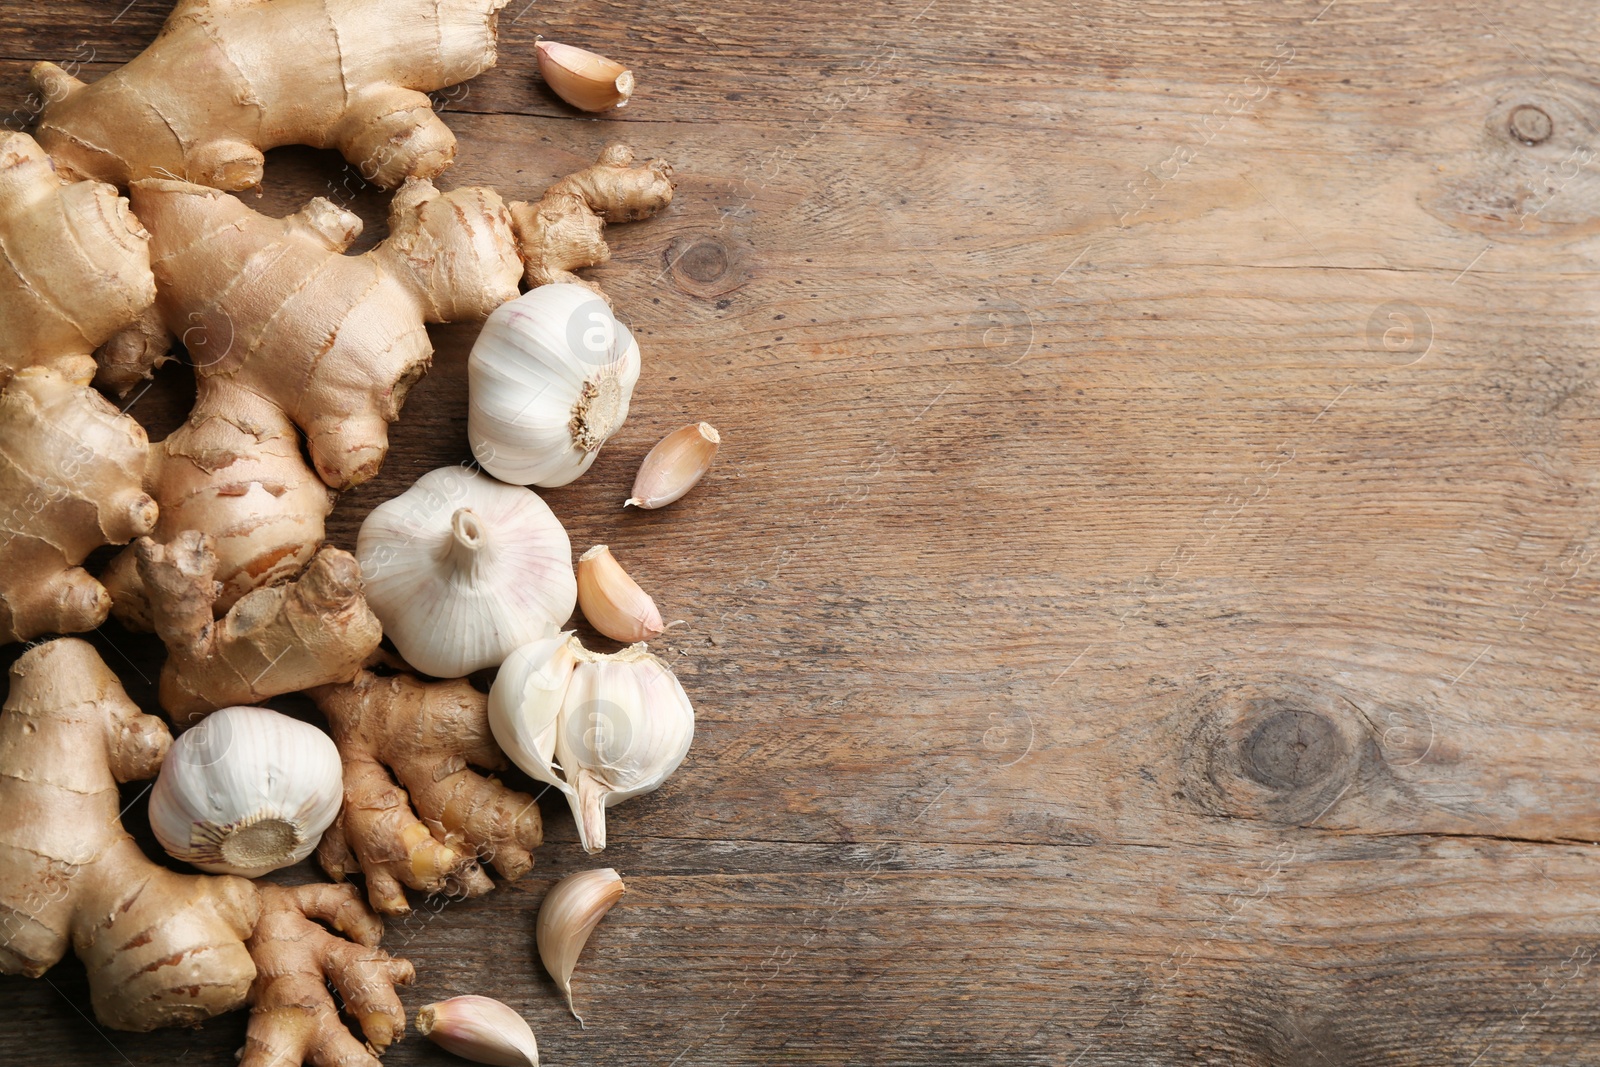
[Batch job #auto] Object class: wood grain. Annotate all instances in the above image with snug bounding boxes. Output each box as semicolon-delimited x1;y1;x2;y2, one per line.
3;0;1600;1063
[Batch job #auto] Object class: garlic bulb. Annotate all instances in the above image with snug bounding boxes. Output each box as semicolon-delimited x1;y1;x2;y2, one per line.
468;284;641;488
576;545;664;643
418;995;540;1066
357;466;576;678
148;705;342;877
537;868;626;1025
626;422;720;509
489;633;694;853
536;41;634;112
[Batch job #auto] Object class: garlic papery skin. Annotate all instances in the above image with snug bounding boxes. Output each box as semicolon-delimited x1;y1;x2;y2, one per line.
357;465;576;678
536;41;634;112
489;633;694;853
577;545;664;643
536;868;626;1025
625;422;720;509
417;995;540;1066
148;705;341;878
468;284;642;488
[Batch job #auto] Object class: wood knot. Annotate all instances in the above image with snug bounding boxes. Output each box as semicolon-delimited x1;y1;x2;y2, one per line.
1242;709;1345;789
1177;680;1388;825
665;233;751;299
1508;104;1553;145
1425;75;1600;238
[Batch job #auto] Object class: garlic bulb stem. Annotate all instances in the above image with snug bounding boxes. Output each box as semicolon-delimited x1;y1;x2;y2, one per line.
449;508;487;575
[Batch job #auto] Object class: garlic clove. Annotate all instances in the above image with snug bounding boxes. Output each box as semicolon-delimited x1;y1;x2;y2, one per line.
417;995;540;1066
489;633;694;853
536;868;626;1025
148;705;342;878
625;422;720;509
576;545;664;643
468;284;642;488
536;41;634;112
357;465;576;677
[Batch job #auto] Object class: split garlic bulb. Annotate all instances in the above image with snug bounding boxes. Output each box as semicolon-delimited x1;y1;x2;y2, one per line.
148;705;342;878
357;466;576;678
488;633;694;853
468;283;641;488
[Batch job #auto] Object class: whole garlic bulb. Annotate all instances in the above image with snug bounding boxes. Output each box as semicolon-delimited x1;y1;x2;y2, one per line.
468;283;641;488
358;466;577;678
149;705;342;878
489;633;694;853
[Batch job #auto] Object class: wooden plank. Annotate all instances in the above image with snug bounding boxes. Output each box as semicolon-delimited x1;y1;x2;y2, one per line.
2;0;1600;1063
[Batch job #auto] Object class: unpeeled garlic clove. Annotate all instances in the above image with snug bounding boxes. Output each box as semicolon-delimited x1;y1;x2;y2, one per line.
625;422;721;509
536;41;634;112
417;995;539;1066
577;545;664;643
537;868;625;1025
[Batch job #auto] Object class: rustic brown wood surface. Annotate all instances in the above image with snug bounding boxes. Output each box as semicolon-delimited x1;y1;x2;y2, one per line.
3;0;1600;1063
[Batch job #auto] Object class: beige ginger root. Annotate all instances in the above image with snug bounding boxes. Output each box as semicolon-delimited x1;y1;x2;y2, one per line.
242;883;415;1067
0;133;158;642
101;146;675;626
0;638;414;1053
0;358;157;641
309;670;545;915
0;638;260;1030
32;0;508;192
137;531;381;725
512;143;677;291
99;176;524;624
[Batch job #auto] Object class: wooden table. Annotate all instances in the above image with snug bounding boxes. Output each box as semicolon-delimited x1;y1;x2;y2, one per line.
4;1;1600;1063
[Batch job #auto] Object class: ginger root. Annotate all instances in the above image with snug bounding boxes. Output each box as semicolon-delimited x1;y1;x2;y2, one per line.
98;176;523;626
242;883;414;1067
32;0;508;192
309;670;545;915
0;638;260;1030
0;132;153;376
0;358;157;641
512;143;677;292
99;146;674;625
137;531;381;725
0;133;159;642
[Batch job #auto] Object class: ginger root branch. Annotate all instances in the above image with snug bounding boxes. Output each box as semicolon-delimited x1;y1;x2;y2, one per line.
241;883;414;1067
309;670;544;915
137;531;381;724
510;143;676;292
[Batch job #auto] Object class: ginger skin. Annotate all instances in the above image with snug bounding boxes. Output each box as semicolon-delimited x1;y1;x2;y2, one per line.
137;531;382;725
0;133;158;642
242;883;414;1067
309;670;545;915
32;0;508;192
